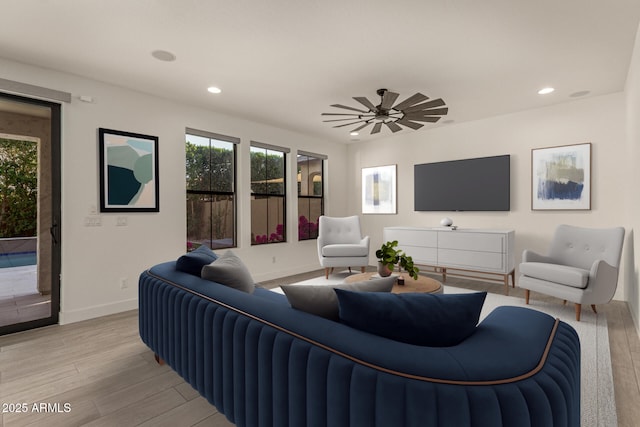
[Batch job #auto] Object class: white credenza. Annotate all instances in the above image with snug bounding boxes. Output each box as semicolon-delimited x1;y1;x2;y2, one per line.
383;227;515;293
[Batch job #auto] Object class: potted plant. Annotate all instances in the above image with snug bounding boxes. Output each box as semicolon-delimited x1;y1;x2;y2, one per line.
375;240;420;280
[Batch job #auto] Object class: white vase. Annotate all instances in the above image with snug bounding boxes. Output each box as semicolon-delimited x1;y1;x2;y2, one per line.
440;217;453;227
377;262;393;277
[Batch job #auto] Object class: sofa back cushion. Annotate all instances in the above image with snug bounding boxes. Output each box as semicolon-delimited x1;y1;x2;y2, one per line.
201;250;255;293
176;245;218;276
281;276;395;320
336;290;487;347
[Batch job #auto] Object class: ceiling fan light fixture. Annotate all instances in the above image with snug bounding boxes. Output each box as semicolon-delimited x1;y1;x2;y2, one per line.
322;88;447;135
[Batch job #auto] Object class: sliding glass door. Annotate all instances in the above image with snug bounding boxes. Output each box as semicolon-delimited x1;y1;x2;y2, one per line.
0;93;61;335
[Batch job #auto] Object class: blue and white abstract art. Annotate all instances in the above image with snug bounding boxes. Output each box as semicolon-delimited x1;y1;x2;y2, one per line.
532;143;591;210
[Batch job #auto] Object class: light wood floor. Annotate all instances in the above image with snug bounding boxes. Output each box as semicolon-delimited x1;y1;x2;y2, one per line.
0;270;638;427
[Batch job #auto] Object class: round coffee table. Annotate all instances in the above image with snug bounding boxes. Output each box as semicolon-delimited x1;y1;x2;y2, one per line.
344;272;443;294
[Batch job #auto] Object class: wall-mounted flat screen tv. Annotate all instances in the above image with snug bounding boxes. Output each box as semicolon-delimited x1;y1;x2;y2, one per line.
414;155;510;211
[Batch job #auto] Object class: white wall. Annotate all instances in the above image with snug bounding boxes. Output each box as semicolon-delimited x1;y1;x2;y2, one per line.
347;92;631;300
625;23;640;332
0;58;349;324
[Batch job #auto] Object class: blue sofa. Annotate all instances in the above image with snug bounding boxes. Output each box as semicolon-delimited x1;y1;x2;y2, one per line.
139;261;581;427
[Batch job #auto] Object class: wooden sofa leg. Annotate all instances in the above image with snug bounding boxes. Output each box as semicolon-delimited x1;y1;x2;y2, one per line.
361;266;366;273
575;304;581;321
524;289;530;304
591;304;597;314
154;354;165;366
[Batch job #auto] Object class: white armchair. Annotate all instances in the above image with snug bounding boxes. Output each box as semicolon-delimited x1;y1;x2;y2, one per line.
317;215;370;279
519;224;625;321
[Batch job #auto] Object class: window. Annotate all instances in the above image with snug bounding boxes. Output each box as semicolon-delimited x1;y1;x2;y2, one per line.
297;151;325;240
186;129;237;250
250;142;288;245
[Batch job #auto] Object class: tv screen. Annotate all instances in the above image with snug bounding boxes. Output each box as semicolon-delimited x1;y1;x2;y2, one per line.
414;155;510;211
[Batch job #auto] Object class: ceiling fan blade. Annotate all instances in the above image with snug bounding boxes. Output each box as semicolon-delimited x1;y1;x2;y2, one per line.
371;122;383;134
333;119;367;128
402;98;446;113
321;112;361;116
392;93;429;111
395;119;424;130
385;121;403;133
402;115;442;123
406;107;448;117
351;122;373;132
353;96;377;111
380;91;400;110
323;117;368;123
330;104;369;113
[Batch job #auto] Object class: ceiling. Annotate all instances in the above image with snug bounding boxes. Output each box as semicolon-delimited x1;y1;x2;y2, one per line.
1;0;639;143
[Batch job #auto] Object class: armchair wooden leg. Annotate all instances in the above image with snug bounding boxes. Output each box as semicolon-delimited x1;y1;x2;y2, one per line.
563;300;567;305
591;304;597;314
525;289;530;304
361;266;366;273
575;304;581;321
325;268;330;279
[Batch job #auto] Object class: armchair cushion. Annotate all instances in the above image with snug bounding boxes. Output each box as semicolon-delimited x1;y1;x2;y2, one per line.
520;262;590;289
321;243;369;257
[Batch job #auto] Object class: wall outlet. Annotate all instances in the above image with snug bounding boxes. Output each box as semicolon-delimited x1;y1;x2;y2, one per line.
272;256;276;264
116;216;128;226
120;277;128;289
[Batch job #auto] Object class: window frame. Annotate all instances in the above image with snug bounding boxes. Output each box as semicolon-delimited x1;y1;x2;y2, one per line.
250;141;289;245
297;150;326;241
186;128;238;250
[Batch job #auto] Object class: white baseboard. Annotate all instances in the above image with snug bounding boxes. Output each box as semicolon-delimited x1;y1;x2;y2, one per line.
59;298;138;325
252;263;326;283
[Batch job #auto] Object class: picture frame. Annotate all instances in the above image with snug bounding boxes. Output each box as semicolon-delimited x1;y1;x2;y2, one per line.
531;143;591;210
362;164;397;214
99;128;159;212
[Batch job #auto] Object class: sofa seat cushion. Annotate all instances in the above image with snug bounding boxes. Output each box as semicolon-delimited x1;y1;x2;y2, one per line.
520;262;589;289
321;243;368;257
281;276;395;320
336;290;487;347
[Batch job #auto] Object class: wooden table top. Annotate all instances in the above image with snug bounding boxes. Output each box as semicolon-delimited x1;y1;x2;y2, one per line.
344;272;443;294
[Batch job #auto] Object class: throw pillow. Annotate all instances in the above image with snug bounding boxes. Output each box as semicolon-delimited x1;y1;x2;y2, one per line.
201;250;255;294
281;276;395;320
335;290;487;347
176;245;218;277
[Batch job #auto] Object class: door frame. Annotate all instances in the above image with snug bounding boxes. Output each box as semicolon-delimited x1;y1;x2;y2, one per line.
0;92;61;335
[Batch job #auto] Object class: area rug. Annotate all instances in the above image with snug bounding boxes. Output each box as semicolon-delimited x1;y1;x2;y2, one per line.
269;271;616;427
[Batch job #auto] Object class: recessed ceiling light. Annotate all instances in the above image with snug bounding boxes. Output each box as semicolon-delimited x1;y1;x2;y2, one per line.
538;87;555;95
207;86;222;94
151;50;176;62
350;131;359;136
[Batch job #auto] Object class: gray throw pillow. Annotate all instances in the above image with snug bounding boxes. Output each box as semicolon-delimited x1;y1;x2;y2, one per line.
201;250;255;294
281;276;395;320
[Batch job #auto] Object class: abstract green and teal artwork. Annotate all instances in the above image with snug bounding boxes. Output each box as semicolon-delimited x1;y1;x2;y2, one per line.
99;128;159;212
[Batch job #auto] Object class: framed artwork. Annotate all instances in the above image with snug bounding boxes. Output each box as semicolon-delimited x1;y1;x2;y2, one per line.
362;164;397;214
531;143;591;210
99;128;159;212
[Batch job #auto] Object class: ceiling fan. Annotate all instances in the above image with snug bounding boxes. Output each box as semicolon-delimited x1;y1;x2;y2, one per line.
322;88;448;135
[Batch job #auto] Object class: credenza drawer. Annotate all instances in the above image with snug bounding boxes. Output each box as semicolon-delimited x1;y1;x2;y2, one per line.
438;249;506;272
397;245;437;265
384;228;437;247
438;232;504;253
